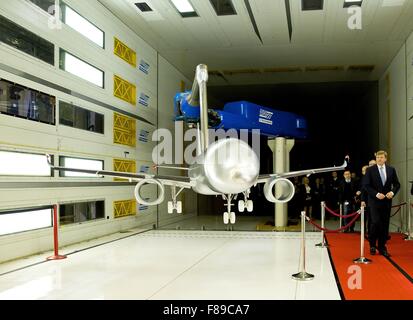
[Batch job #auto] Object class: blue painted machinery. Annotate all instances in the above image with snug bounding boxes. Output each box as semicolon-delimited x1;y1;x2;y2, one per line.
174;92;308;139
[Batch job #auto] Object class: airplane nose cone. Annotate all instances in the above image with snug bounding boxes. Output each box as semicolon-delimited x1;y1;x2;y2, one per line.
204;138;260;194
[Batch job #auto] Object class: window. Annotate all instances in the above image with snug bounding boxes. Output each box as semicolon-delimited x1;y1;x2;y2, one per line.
59;49;104;88
0;207;52;236
59;101;104;134
0;14;55;65
0;79;56;125
62;3;105;48
59;200;104;225
59;156;103;177
28;0;56;14
0;150;52;176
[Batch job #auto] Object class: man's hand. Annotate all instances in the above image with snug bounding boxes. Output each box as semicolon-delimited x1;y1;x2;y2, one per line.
376;193;386;200
356;191;361;196
386;192;394;199
361;201;366;207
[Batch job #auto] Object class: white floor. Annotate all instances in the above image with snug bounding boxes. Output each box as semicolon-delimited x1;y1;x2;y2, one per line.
0;229;341;300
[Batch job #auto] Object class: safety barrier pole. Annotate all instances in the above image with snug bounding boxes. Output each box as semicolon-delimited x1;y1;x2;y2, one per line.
46;205;67;261
292;211;314;281
339;203;343;232
316;201;328;248
405;200;413;241
353;206;371;264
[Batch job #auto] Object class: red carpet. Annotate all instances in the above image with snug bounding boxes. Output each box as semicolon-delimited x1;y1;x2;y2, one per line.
386;233;413;280
326;232;413;300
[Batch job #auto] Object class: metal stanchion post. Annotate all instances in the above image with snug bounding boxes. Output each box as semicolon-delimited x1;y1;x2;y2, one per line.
339;203;343;232
316;201;328;248
353;206;371;264
405;200;413;241
292;211;314;281
47;204;67;261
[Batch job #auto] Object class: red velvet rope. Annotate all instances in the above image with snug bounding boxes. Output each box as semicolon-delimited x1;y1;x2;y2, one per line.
390;207;401;217
305;212;360;233
324;205;360;219
391;202;406;209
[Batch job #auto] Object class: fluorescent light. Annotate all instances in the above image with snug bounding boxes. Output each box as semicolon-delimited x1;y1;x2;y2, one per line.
0;208;52;236
343;0;362;7
170;0;195;12
64;5;104;48
0;151;51;176
61;50;104;88
60;156;103;177
382;0;405;6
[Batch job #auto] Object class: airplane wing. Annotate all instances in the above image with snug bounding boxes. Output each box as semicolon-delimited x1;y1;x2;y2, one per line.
256;160;348;184
47;156;194;188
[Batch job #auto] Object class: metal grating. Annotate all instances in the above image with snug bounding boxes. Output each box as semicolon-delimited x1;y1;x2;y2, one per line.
114;75;136;105
114;37;137;67
113;112;136;147
113;199;136;218
113;158;136;182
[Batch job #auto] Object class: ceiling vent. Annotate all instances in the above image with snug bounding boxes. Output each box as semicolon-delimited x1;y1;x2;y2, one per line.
209;0;237;16
135;2;153;12
264;67;302;73
222;69;261;75
301;0;324;10
305;66;344;71
347;65;375;72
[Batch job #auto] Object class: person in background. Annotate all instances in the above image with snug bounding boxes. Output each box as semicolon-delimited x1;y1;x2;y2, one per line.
327;171;341;211
300;176;313;218
339;170;358;232
312;177;326;219
363;151;400;257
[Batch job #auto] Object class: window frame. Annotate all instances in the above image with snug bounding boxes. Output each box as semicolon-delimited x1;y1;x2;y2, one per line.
59;48;105;88
0;149;54;177
61;2;105;49
0;14;55;65
59;100;105;135
0;78;56;125
0;205;53;237
58;155;104;178
59;199;105;225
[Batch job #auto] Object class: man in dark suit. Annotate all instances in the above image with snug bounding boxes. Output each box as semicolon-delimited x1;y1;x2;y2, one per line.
363;150;400;257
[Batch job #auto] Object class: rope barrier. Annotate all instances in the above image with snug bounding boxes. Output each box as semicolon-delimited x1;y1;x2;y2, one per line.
305;211;360;233
390;206;402;218
392;202;407;209
324;205;360;219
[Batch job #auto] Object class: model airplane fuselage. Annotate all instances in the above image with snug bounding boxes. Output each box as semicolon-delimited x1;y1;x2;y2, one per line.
48;64;347;224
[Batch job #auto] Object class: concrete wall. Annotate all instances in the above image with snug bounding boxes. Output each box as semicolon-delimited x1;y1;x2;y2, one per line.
0;0;195;262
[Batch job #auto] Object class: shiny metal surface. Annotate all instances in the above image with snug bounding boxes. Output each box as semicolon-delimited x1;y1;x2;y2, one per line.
263;178;295;203
189;138;259;194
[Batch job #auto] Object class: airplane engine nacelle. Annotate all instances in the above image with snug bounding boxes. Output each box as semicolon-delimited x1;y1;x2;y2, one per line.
263;178;295;203
134;179;165;206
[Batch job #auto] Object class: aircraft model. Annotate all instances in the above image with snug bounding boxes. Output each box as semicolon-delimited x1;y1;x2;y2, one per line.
47;64;347;225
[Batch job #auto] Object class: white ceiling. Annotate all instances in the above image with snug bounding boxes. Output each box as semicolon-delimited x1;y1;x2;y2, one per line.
98;0;413;85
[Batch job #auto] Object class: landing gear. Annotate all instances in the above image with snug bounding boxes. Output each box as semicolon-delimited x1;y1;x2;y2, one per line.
167;185;185;214
223;194;236;225
237;190;253;213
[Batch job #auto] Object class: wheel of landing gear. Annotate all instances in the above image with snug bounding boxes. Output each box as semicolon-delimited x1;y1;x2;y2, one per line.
167;201;174;214
246;200;253;212
230;212;236;224
176;201;182;214
238;200;245;212
223;212;229;224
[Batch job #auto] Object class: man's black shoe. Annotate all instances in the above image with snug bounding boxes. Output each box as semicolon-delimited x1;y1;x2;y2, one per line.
370;247;376;255
380;248;390;257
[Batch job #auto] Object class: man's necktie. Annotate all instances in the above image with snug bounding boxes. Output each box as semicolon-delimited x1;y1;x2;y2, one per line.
379;166;386;185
